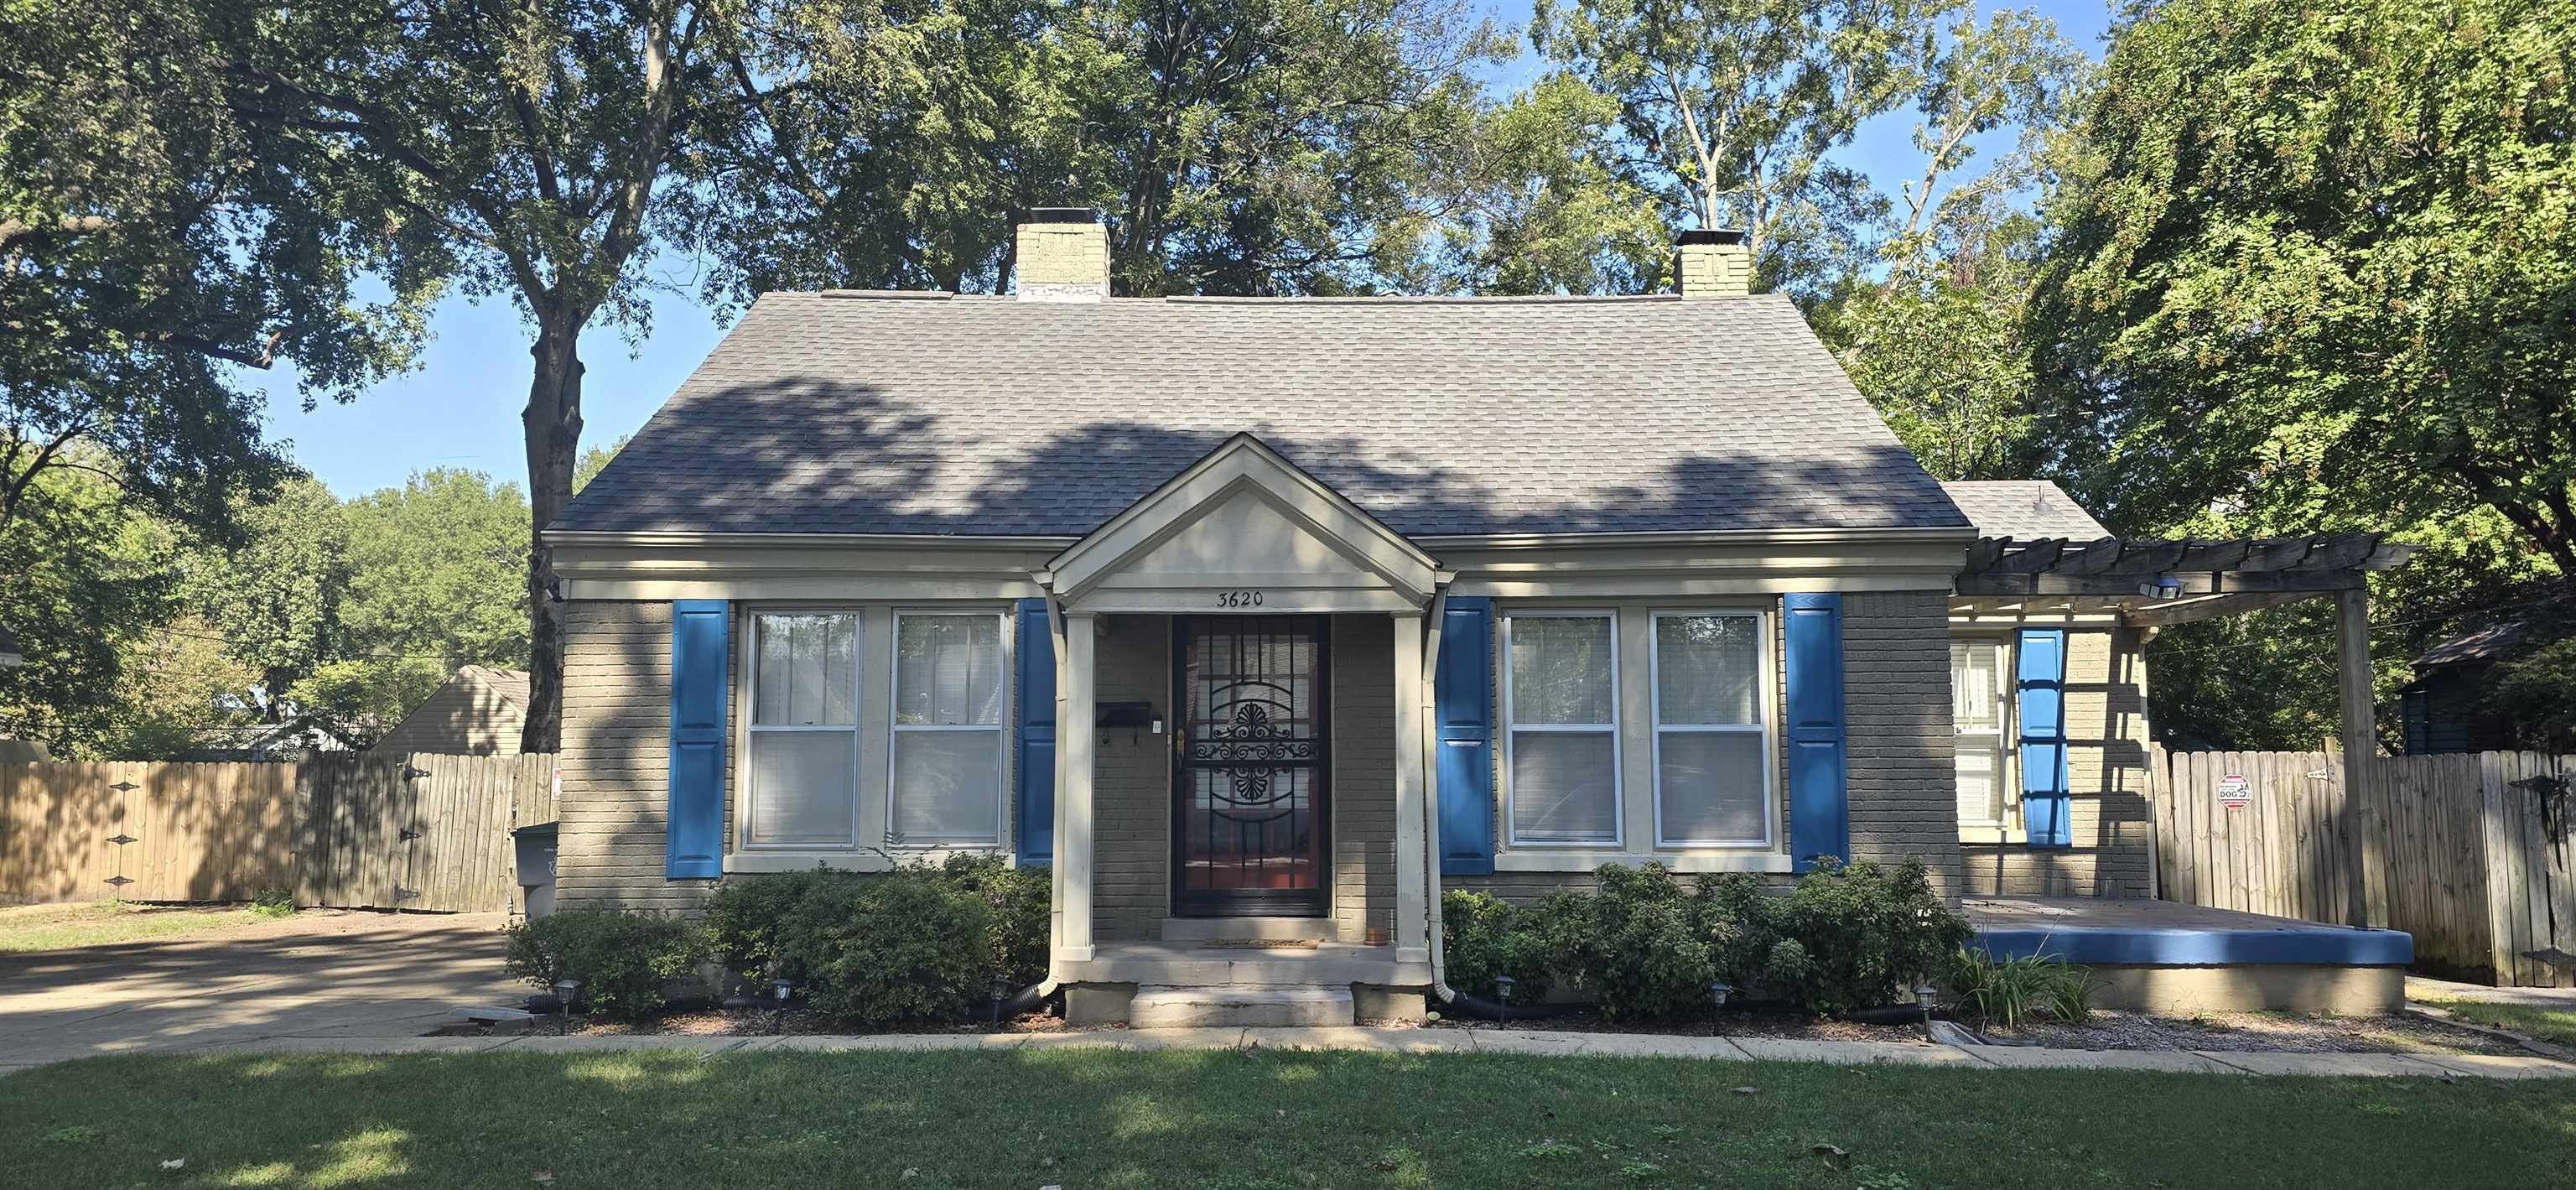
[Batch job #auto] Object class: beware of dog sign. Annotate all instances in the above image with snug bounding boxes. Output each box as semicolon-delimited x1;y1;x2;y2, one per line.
2218;773;2251;810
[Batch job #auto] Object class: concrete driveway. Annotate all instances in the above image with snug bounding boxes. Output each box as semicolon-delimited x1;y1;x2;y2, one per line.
0;910;519;1073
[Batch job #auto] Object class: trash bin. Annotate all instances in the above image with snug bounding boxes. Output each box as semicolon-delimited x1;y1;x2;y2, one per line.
512;821;559;918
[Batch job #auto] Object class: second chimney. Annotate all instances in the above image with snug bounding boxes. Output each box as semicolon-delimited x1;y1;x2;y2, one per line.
1016;208;1109;302
1675;228;1752;298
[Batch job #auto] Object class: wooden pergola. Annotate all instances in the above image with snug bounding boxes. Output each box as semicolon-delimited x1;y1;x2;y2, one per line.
1955;531;2417;927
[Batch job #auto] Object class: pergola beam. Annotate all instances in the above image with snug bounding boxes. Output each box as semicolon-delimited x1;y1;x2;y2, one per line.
2119;590;2323;627
1957;569;2366;597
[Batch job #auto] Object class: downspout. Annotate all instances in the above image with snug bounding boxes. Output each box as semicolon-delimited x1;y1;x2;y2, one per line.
1420;587;1459;1004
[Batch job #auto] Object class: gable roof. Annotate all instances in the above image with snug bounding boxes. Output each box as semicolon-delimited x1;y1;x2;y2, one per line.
1940;481;2110;540
556;292;1969;540
460;665;532;710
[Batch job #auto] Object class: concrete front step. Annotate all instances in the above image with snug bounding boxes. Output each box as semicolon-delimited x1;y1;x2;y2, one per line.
1159;917;1337;943
1129;985;1355;1028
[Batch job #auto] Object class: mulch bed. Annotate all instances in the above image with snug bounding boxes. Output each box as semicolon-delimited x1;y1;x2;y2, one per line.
434;1002;2540;1058
1974;1009;2532;1057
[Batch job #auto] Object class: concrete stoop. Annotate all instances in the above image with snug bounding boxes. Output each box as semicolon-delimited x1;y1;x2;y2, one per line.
1129;985;1355;1028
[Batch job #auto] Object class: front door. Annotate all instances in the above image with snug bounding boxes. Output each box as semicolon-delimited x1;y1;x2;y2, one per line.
1172;616;1330;917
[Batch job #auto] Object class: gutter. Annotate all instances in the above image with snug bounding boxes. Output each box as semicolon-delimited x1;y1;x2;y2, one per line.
1414;525;1977;551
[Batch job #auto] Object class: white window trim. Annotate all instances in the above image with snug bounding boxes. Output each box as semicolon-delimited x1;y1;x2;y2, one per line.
1648;608;1777;849
1500;608;1623;849
740;609;864;850
1953;632;2027;844
884;608;1012;850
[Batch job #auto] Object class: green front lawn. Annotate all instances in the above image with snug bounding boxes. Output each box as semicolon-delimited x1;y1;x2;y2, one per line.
0;901;270;953
4;1049;2570;1188
2420;998;2576;1048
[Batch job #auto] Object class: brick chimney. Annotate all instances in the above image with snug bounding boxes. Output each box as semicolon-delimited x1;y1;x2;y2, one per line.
1675;228;1752;298
1015;208;1109;302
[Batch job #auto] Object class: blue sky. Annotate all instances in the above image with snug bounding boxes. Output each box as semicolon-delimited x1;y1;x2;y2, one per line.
257;1;2117;498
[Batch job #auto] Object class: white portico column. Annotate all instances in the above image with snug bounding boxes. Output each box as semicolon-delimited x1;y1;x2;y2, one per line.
1391;611;1430;964
1055;611;1098;963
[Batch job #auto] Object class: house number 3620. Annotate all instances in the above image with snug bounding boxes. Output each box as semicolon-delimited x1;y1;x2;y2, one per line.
1215;590;1265;608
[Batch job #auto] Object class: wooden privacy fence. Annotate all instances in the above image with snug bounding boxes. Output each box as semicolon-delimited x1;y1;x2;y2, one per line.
2153;748;2576;987
0;753;558;912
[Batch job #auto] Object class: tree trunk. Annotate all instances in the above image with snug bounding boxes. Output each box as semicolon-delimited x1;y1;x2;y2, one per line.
520;316;585;754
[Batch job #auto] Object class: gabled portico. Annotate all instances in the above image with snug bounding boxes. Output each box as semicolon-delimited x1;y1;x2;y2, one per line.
1036;434;1446;990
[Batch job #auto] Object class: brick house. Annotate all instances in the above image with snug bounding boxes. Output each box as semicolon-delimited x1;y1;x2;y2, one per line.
544;211;2168;1024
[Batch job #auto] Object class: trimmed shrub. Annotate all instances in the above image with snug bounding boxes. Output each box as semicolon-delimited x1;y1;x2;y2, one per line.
1755;858;1971;1016
705;866;851;981
708;857;1049;1026
940;853;1051;986
1576;863;1726;1021
786;873;994;1026
1432;860;1971;1022
503;910;712;1022
1440;890;1559;1006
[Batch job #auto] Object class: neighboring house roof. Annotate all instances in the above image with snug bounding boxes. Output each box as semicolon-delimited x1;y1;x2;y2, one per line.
173;719;362;761
371;665;530;756
0;621;22;667
556;292;1971;539
1940;481;2111;540
2412;620;2526;669
462;664;532;711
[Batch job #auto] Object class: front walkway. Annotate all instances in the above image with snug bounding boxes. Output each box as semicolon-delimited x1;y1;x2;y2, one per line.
79;1024;2573;1081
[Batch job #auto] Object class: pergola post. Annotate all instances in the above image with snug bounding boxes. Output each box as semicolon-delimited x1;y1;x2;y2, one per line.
2334;586;2375;928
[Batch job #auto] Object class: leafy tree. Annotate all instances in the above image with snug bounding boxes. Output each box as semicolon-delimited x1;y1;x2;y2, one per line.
2027;0;2575;747
294;470;532;734
185;476;350;723
1823;12;2079;480
2028;0;2576;578
1831;265;2041;481
0;3;426;542
1431;72;1671;295
1530;0;1961;298
0;460;183;754
215;1;743;750
704;0;1511;299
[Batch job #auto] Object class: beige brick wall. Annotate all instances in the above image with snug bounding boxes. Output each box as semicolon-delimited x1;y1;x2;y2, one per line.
555;600;720;913
1331;615;1397;943
1844;590;1966;892
1958;627;2156;897
1091;614;1171;942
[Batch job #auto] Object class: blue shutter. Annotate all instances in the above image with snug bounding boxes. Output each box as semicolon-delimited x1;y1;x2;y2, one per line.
1784;594;1850;871
2017;628;2073;846
1014;598;1057;865
666;600;730;880
1434;597;1495;875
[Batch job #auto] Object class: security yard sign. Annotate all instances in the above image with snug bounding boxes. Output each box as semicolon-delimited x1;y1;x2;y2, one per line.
2218;773;2251;810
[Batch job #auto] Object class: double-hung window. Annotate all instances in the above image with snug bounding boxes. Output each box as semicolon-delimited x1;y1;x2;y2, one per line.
745;611;861;848
1651;611;1771;846
1504;611;1621;845
889;612;1006;846
1951;638;2011;829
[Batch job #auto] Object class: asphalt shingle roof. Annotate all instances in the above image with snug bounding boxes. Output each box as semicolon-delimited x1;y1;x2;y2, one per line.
1940;481;2110;541
557;292;1968;538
